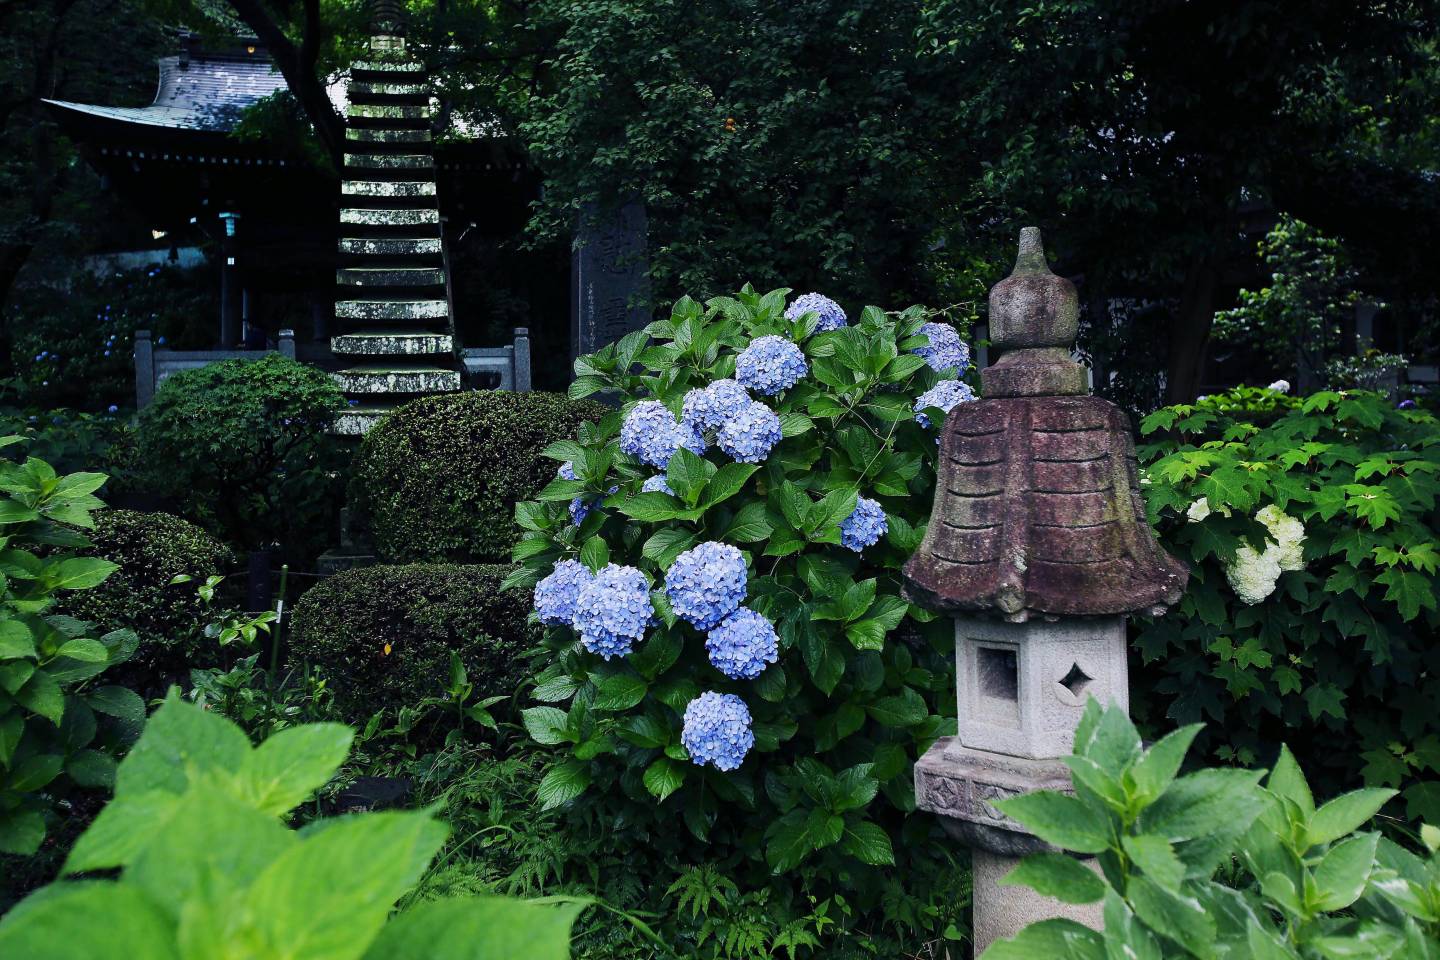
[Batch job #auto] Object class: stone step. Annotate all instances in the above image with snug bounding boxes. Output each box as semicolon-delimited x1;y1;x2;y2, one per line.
346;128;431;144
349;81;429;97
332;330;453;355
332;405;388;436
337;266;445;287
338;237;441;256
333;366;461;394
347;103;434;120
342;180;436;198
336;299;449;321
340;207;439;227
351;60;425;74
344;154;433;170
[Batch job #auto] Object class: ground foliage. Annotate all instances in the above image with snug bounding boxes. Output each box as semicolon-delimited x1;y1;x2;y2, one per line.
986;700;1439;959
507;288;972;952
1135;387;1440;821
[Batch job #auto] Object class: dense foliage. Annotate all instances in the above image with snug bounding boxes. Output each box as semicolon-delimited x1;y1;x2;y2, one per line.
1135;387;1440;819
351;391;609;564
0;696;581;959
135;354;346;557
986;700;1438;959
0;438;143;855
508;288;974;952
55;509;233;678
290;564;538;724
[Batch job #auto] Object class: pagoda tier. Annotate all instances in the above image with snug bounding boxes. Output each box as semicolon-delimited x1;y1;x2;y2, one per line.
332;39;460;436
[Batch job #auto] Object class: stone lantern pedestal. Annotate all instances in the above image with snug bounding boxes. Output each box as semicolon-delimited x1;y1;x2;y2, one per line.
902;228;1187;956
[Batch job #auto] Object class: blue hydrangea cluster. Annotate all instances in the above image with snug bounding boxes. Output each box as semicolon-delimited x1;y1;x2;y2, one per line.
716;402;783;464
912;322;970;373
705;607;780;680
681;691;755;771
572;563;653;659
534;559;595;626
641;474;675;496
682;379;752;433
840;496;889;552
620;400;706;468
736;336;808;396
558;462;616;525
665;541;747;629
912;380;977;429
785;292;847;332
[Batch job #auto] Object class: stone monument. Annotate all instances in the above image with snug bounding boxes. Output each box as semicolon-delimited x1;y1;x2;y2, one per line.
902;227;1188;954
571;199;652;360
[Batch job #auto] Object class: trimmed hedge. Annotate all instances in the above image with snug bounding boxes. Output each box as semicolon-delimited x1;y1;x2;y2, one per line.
58;509;233;670
351;391;608;563
289;563;538;720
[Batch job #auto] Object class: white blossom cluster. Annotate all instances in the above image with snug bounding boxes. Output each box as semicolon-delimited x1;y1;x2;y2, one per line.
1216;502;1307;605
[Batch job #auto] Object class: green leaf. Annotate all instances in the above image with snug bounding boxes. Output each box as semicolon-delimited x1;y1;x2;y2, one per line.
1121;835;1186;892
579;535;610;571
7;753;63;792
236;724;355;817
51;556;118;590
0;882;177;959
0;808;45;856
1127;876;1216;958
642;757;685;802
522;707;570;745
722;502;772;543
619;492;684;523
65;749;117;789
642;528;697;567
997;791;1112;854
840;820;895;866
537;761;590;809
1308;784;1396;849
1266;745;1315;820
53;638;108;663
0;620;35;660
115;697;251;798
1128;724;1203;804
593;674;647;711
1310;832;1379;912
64;789;182;874
87;685;146;723
979;919;1105;960
865;687;928;728
702;464;758;507
14;669;64;724
1001;853;1105;904
1139;768;1267;844
361;896;583;960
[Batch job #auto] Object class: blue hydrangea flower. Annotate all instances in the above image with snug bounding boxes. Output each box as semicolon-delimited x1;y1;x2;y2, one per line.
912;322;970;373
666;541;747;629
736;336;808;396
840;496;888;552
557;461;578;481
107;405;118;414
682;692;754;771
912;380;977;429
559;462;616;525
573;563;653;659
716;401;782;464
641;474;675;496
705;608;779;680
621;400;706;468
682;379;752;433
534;559;595;626
785;292;847;332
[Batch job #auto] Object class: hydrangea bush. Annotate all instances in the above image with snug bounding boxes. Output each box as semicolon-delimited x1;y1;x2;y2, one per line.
1135;387;1440;821
510;287;976;893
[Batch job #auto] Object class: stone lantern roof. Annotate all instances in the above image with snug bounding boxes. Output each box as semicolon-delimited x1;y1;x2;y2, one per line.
902;228;1188;621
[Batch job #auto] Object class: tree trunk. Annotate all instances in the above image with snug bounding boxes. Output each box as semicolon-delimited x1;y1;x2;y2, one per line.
1163;257;1218;406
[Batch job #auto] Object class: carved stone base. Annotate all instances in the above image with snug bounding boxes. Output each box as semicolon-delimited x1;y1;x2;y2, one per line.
914;737;1072;857
971;848;1104;955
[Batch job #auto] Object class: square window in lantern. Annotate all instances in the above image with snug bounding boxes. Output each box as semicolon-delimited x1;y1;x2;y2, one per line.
975;644;1020;726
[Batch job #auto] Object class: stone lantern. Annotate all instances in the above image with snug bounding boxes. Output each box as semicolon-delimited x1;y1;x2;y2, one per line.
902;227;1188;953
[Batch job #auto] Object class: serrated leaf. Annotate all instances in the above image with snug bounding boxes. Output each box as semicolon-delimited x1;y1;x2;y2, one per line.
1000;853;1105;904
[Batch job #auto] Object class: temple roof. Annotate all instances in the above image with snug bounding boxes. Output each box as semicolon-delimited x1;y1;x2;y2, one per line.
902;228;1188;621
45;48;285;133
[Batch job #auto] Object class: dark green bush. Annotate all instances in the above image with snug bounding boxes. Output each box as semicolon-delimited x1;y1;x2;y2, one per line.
289;563;538;720
57;509;233;673
351;391;607;563
135;354;347;558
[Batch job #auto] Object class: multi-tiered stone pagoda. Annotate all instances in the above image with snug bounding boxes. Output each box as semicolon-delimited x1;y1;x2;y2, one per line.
332;6;461;435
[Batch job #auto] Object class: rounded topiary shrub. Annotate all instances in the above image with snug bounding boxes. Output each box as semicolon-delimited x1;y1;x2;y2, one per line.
58;509;234;671
351;391;608;563
289;563;538;720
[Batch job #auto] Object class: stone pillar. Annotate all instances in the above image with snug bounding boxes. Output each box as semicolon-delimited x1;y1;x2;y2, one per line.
513;327;532;392
279;328;296;360
219;212;241;348
134;329;155;408
902;227;1188;957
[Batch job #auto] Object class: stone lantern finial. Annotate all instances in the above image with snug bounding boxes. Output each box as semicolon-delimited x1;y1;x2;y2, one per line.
981;227;1086;398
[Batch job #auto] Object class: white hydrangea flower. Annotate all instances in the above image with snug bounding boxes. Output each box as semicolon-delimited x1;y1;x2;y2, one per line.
1256;504;1305;572
1186;497;1212;523
1267;379;1291;394
1225;544;1283;605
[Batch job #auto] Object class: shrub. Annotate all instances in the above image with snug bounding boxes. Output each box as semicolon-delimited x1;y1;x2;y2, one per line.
55;509;233;674
1135;387;1440;820
351;390;609;563
506;288;975;949
135;353;347;557
289;563;538;722
0;697;581;959
0;438;144;856
986;700;1439;959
